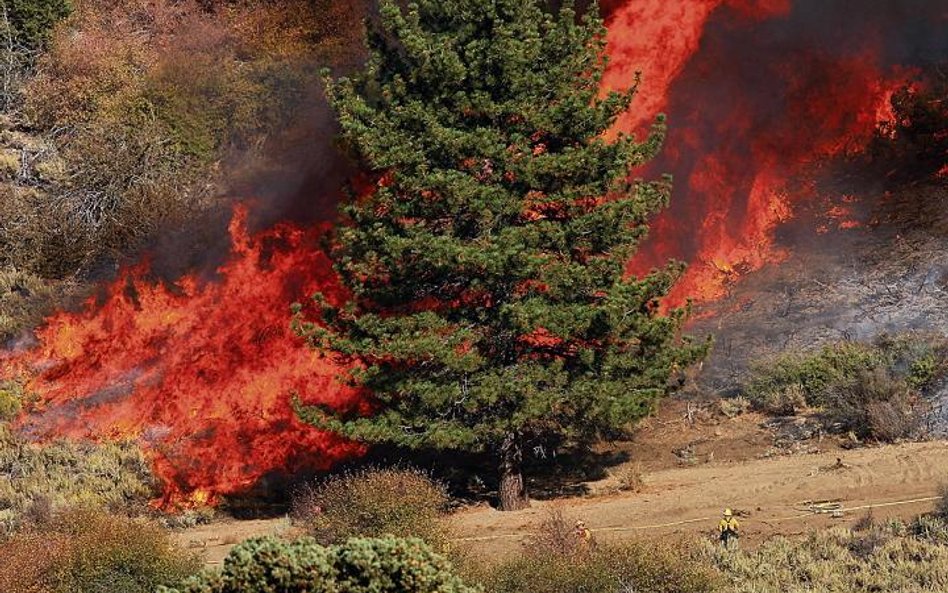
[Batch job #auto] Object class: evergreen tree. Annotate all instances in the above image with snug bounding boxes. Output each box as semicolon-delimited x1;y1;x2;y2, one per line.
3;0;72;48
296;0;708;510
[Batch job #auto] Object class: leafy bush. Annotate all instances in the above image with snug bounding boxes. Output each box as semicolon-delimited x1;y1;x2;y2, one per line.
823;367;926;441
162;536;477;593
744;334;948;441
292;467;450;547
744;341;882;410
755;383;807;416
0;425;156;528
0;507;199;593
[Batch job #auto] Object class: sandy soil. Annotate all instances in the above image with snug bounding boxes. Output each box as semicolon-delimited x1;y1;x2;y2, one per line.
451;440;948;555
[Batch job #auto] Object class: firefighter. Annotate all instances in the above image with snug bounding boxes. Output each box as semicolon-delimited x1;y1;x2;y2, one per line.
575;520;592;547
719;508;740;548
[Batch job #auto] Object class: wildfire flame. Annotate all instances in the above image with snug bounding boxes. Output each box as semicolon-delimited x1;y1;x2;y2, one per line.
4;207;362;504
605;0;915;304
1;0;940;503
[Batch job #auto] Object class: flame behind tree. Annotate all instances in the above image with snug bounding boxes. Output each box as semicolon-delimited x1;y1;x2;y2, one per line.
296;0;708;511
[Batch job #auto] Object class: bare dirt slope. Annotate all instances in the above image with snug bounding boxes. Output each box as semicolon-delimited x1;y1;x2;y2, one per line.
178;438;948;563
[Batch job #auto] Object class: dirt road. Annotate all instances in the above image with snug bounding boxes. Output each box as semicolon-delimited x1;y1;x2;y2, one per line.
178;440;948;563
451;440;948;553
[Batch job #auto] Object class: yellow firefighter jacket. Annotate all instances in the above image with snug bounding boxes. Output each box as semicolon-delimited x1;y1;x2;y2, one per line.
719;516;740;534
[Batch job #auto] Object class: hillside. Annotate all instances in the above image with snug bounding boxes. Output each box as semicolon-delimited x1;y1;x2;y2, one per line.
0;2;946;592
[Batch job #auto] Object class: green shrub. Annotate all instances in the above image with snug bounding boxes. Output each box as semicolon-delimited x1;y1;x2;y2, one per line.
292;467;449;546
755;383;807;416
0;381;23;421
744;334;947;441
745;341;881;410
823;367;925;441
869;333;948;386
162;536;477;593
0;507;199;593
0;425;156;528
909;355;940;389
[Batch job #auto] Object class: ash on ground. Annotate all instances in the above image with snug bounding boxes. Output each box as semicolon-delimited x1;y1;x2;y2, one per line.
691;178;948;408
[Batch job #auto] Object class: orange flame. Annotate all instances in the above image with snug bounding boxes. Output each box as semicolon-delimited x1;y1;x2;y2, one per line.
605;1;910;305
4;206;363;505
1;0;935;504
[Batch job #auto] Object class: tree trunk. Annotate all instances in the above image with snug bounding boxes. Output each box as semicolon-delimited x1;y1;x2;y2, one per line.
497;432;529;511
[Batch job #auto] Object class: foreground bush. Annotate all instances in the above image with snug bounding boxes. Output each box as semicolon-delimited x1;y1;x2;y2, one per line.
0;425;155;528
476;539;716;593
162;536;476;593
292;467;449;546
0;507;199;593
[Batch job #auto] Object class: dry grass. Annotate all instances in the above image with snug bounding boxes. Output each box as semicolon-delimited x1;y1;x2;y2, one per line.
0;507;199;593
704;517;948;593
0;149;18;178
0;425;156;530
719;396;751;418
935;483;948;521
526;507;586;557
0;265;67;341
466;510;718;593
611;462;646;493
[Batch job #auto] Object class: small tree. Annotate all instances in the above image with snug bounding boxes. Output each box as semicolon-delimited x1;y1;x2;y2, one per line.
296;0;706;510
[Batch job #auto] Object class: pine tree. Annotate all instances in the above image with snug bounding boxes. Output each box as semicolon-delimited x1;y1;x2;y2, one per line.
296;0;708;511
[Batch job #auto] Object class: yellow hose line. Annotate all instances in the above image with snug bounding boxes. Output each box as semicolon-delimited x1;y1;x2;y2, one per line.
451;495;941;542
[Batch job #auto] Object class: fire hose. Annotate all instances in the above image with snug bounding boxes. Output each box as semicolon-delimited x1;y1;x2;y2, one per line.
450;495;942;542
